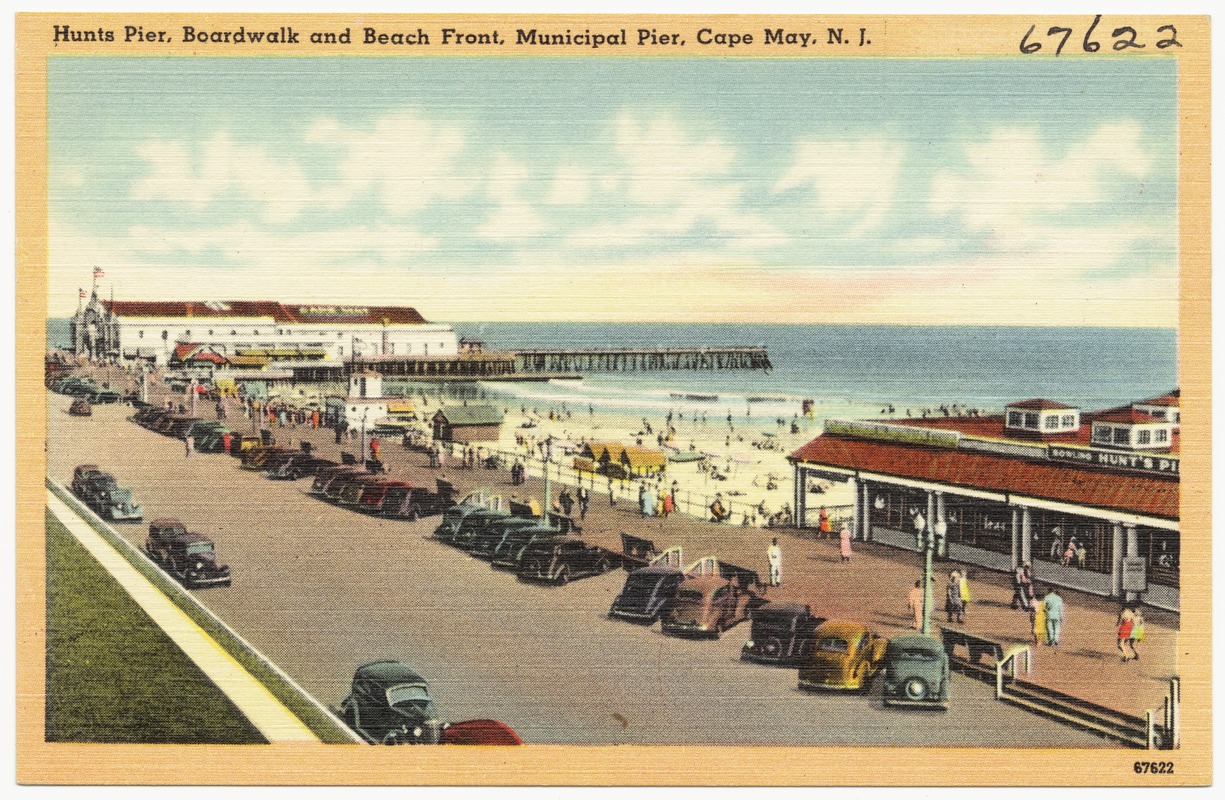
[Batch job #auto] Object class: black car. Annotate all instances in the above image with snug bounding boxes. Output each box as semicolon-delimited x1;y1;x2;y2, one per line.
740;602;826;666
144;519;231;588
467;517;541;559
435;508;509;547
79;472;119;507
267;454;336;480
608;562;687;624
338;661;445;745
489;526;568;571
517;538;620;584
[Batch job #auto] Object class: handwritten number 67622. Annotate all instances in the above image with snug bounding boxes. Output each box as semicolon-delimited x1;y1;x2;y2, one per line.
1020;15;1182;55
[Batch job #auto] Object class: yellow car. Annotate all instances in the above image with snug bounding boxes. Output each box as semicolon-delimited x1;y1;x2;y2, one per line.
797;621;889;693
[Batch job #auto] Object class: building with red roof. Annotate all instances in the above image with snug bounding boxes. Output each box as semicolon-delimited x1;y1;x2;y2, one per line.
70;290;456;366
789;393;1180;612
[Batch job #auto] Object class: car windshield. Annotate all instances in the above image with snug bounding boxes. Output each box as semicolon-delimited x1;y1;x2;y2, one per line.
675;589;705;602
185;542;214;556
815;637;850;654
109;489;132;502
386;683;435;712
891;647;941;662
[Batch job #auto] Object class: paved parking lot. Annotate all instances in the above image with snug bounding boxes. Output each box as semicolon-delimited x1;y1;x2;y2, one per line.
47;396;1123;747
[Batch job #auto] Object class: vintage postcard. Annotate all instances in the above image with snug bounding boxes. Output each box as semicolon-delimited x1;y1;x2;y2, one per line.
15;9;1211;786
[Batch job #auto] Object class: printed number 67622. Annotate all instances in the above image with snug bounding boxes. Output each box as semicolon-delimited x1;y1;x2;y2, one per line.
1134;762;1174;774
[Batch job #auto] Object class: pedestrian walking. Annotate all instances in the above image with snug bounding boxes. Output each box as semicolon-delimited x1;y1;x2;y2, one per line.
370;437;380;461
1043;587;1064;646
1031;591;1047;645
662;491;674;518
639;484;649;517
1011;563;1031;610
818;506;831;539
907;580;924;630
1129;607;1145;660
945;570;965;624
559;487;574;517
1117;608;1137;661
184;435;194;458
767;537;782;587
608;480;616;507
839;522;853;562
577;486;590;520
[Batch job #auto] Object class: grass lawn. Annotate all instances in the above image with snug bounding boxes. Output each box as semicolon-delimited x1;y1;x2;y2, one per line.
45;512;267;743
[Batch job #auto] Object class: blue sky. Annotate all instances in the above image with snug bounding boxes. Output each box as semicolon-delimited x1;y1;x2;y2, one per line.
48;56;1178;324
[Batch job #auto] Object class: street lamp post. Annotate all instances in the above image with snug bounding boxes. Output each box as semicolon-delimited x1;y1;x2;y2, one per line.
360;408;370;466
914;507;947;635
542;436;553;523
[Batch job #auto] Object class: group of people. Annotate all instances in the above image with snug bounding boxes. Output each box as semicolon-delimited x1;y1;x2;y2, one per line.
640;481;677;518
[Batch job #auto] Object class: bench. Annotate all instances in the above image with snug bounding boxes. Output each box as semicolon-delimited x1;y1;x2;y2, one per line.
940;627;1005;668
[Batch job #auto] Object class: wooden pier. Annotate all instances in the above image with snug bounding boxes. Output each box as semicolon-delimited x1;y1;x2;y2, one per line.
511;346;772;373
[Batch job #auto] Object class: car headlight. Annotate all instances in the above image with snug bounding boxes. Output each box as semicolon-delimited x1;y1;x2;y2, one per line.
745;640;755;648
413;727;423;738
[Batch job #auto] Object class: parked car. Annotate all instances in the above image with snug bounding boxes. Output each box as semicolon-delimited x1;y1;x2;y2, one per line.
70;464;102;496
94;486;144;522
517;538;621;585
309;465;366;496
381;483;444;520
741;602;826;667
440;508;512;548
68;398;93;416
489;526;569;571
797;620;889;693
660;572;764;639
266;454;335;480
338;661;446;745
144;518;231;588
439;719;522;746
241;445;294;470
466;516;542;559
881;633;950;709
79;472;119;507
608;547;687;624
86;389;122;404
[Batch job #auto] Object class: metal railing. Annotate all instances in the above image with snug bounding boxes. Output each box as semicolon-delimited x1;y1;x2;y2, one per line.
995;644;1033;699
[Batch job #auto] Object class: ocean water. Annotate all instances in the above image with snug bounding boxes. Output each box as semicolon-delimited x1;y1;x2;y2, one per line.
47;318;1176;421
451;322;1177;422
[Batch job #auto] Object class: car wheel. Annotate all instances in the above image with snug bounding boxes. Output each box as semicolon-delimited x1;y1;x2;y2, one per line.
596;558;610;574
556;568;569;586
382;730;402;745
406;505;421;522
167;557;179;576
904;677;930;701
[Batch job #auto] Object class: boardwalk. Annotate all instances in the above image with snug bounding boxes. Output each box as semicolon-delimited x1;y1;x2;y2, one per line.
513;346;772;373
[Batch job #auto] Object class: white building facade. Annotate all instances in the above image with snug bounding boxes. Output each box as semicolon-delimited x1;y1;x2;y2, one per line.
74;298;458;366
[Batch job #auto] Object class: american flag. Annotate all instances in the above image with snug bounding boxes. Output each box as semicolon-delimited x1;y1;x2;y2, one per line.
93;266;105;279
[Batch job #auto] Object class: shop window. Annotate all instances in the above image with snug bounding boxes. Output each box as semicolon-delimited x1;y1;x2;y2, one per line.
1024;412;1039;428
1137;429;1151;445
1007;411;1023;427
1113;427;1130;445
1043;415;1059;430
1093;425;1113;444
1061;414;1076;427
1155;428;1168;443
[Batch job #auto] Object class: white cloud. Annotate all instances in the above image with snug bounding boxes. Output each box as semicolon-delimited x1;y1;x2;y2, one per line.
773;138;906;237
563;112;782;251
929;123;1153;232
477;154;547;241
546;165;590;205
306;112;473;216
130;132;311;224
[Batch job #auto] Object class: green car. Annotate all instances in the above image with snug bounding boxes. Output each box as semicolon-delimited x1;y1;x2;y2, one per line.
881;634;949;709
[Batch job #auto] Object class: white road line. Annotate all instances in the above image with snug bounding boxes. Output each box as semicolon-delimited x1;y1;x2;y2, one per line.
47;489;320;743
